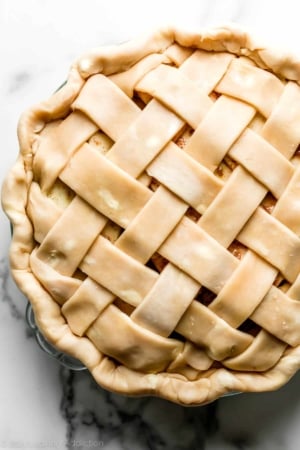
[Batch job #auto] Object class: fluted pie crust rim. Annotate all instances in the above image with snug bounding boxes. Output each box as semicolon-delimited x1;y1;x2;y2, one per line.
3;24;300;405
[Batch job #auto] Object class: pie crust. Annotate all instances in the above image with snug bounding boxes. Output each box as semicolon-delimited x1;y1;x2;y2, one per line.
3;24;300;405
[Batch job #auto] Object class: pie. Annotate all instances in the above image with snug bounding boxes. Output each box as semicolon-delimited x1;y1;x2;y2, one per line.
3;24;300;406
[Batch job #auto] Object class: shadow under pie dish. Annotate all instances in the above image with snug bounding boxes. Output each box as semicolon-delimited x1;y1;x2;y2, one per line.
3;25;300;406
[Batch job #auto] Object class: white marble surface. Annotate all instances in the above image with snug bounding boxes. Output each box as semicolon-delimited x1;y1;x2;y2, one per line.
2;1;300;449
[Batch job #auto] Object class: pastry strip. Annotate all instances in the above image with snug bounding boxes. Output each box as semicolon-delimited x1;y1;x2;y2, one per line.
115;185;187;263
199;166;267;247
273;166;300;234
216;58;284;117
261;82;300;158
109;53;170;97
147;142;223;214
62;278;115;336
223;330;286;371
176;300;253;360
106;99;184;177
209;251;277;327
73;74;140;140
160;217;238;292
35;195;107;276
251;286;300;346
27;182;62;242
87;304;183;372
80;235;158;305
229;129;294;198
136;63;213;128
34;111;98;191
131;263;199;336
238;207;300;283
60;143;152;228
184;95;255;170
180;50;234;93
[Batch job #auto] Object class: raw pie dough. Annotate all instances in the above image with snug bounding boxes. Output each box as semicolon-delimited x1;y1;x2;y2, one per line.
3;24;300;405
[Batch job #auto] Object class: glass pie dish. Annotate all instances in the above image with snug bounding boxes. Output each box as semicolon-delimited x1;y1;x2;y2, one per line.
26;301;86;371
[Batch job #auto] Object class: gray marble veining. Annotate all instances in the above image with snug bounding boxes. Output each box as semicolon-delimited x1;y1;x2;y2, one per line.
0;258;23;320
58;368;220;450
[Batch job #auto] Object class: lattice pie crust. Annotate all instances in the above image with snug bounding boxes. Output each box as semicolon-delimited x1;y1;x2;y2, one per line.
3;25;300;405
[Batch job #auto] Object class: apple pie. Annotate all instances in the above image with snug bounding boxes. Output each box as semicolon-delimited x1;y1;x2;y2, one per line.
3;25;300;405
